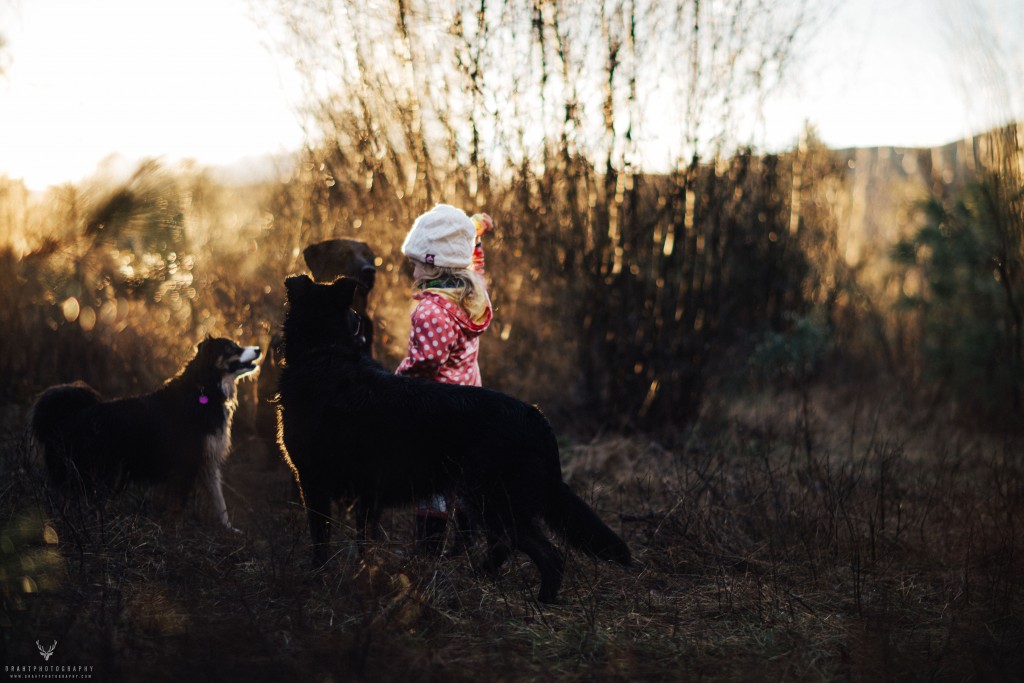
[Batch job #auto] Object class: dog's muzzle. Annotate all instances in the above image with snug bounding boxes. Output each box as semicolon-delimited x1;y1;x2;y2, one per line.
228;346;262;375
358;265;376;291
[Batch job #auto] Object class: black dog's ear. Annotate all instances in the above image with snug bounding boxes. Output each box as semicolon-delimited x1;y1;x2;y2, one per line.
193;336;218;365
302;242;327;281
305;239;364;282
285;274;314;300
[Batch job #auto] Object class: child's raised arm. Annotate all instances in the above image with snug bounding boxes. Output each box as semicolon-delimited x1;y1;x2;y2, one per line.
470;213;494;275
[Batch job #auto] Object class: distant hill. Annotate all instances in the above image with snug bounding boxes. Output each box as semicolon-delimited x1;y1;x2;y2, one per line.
826;122;1023;268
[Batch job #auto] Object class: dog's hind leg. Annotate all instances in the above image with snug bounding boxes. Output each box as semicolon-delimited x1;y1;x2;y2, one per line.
477;532;513;575
514;523;565;604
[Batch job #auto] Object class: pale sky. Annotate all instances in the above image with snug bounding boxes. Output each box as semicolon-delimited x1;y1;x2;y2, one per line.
760;0;1023;151
0;0;305;190
0;0;1020;190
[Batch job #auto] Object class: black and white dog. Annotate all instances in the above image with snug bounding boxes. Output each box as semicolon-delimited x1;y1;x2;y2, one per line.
30;338;261;531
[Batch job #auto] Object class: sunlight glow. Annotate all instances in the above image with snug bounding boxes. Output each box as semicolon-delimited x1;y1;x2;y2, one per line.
0;0;1021;190
0;0;304;190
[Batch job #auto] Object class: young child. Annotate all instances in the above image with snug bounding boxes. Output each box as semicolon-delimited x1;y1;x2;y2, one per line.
397;204;494;553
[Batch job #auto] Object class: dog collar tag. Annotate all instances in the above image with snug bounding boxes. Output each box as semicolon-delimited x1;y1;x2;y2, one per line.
199;389;209;405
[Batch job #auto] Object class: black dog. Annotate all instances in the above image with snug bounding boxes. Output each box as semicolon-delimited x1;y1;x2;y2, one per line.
30;338;261;531
276;275;630;603
255;238;377;462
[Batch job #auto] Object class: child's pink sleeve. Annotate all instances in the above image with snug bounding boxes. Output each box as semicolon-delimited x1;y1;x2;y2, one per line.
396;300;457;379
470;213;492;275
471;240;486;275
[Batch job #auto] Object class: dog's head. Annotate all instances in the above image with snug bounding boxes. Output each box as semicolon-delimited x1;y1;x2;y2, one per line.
303;238;377;292
283;275;367;360
196;337;262;380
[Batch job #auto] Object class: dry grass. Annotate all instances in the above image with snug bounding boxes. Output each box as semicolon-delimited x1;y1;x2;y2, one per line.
2;384;1022;682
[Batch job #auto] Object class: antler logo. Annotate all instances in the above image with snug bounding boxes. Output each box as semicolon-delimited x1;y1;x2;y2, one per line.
36;640;57;661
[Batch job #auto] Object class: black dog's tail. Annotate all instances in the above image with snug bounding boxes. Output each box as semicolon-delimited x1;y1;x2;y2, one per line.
545;481;631;566
30;383;101;487
529;410;630;566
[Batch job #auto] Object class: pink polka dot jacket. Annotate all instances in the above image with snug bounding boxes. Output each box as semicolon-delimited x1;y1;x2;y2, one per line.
396;289;493;385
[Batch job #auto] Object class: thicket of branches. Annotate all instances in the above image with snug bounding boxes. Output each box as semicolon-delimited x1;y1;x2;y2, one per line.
1;1;1020;434
253;0;837;428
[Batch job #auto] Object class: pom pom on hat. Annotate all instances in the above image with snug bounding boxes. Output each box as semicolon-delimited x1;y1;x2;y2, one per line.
401;204;476;269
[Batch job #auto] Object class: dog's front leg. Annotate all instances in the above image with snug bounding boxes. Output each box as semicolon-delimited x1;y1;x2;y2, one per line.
354;499;382;544
203;462;240;534
307;488;333;567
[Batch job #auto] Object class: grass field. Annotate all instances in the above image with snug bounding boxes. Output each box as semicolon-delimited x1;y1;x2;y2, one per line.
3;382;1022;681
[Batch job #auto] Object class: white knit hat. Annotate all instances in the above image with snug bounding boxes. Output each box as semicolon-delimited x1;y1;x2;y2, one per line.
401;204;476;269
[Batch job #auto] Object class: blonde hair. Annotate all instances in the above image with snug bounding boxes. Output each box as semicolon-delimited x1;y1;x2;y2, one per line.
414;263;488;313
